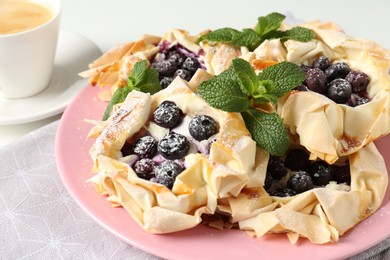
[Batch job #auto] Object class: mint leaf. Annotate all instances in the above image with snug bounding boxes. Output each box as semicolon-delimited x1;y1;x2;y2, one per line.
198;69;252;112
265;26;315;42
198;12;314;52
198;28;240;43
128;59;148;86
255;12;285;36
253;80;278;104
231;29;263;51
103;60;162;120
281;26;316;42
102;86;132;120
231;58;259;95
257;61;305;97
133;68;161;94
242;109;289;156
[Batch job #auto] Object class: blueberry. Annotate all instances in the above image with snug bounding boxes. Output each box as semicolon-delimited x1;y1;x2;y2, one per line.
270;188;297;197
154;160;184;189
132;136;157;158
267;156;288;180
287;171;314;194
353;97;370;107
285;149;310;171
327;78;352;104
153;101;182;128
304;68;327;94
174;69;192;81
168;51;186;67
300;64;311;73
160;77;173;88
264;172;273;191
182;57;201;73
158;132;189;160
312;56;332;71
345;71;370;93
324;62;351;81
332;165;351;185
308;161;332;186
134;158;156;180
153;60;177;76
188;115;218;141
295;84;310;92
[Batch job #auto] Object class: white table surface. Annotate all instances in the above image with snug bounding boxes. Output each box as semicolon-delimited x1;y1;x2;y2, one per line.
0;0;389;145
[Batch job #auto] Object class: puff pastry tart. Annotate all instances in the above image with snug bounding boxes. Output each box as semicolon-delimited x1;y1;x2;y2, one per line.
251;21;390;164
79;29;206;100
216;141;388;244
87;76;268;233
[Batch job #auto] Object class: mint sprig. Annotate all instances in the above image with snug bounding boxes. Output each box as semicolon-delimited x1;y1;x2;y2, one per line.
198;12;315;51
198;58;305;156
102;60;162;120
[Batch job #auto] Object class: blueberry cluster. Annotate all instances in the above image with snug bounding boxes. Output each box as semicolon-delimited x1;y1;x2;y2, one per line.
265;148;351;197
121;101;218;189
151;42;203;88
299;56;370;107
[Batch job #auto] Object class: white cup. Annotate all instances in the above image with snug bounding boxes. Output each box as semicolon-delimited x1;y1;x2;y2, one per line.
0;0;61;99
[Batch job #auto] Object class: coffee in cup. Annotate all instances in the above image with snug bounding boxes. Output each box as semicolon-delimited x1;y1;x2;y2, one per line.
0;0;61;99
0;1;53;35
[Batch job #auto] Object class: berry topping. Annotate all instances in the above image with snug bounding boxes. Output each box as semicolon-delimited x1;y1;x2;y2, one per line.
168;51;186;67
154;160;184;189
270;188;297;197
353;97;370;107
345;70;370;93
308;161;332;186
174;69;192;81
300;64;311;73
304;68;327;94
264;172;273;191
188;115;218;141
312;56;332;71
182;57;201;73
285;149;310;171
158;132;189;160
327;78;352;104
332;165;351;185
153;60;177;76
287;171;314;194
153;101;182;128
134;158;156;180
160;77;173;88
267;156;288;180
324;62;351;81
132;136;157;158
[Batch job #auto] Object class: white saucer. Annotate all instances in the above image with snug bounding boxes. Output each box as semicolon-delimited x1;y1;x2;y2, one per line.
0;30;102;125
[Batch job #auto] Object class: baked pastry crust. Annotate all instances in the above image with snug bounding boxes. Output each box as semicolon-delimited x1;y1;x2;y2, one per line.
87;76;267;233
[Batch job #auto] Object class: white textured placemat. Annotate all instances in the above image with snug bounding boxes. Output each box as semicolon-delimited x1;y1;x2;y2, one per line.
0;121;388;259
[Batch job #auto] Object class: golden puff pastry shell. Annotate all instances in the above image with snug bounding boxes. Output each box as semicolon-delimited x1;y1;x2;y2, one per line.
87;77;268;233
222;142;388;244
272;21;390;162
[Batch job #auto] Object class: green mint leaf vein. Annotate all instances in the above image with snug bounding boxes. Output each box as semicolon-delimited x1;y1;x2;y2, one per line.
198;69;252;112
231;58;259;95
242;109;289;156
255;12;285;35
257;61;305;97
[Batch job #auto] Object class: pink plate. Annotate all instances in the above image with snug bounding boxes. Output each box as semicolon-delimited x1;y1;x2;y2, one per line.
56;85;390;260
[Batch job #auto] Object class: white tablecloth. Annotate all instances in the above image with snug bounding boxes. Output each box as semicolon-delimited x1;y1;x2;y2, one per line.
0;121;389;259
